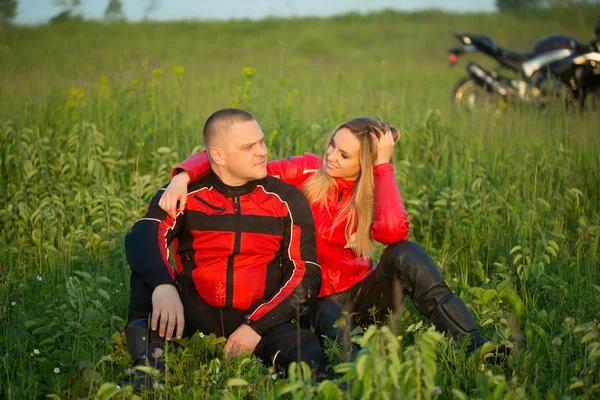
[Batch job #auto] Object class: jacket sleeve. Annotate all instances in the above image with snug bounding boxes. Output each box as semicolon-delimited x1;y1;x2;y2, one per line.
125;186;183;291
370;163;410;244
172;150;210;181
266;153;322;186
243;184;321;336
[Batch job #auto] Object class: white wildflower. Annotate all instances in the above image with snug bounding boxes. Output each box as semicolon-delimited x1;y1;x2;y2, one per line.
431;386;442;396
33;349;40;355
54;368;60;374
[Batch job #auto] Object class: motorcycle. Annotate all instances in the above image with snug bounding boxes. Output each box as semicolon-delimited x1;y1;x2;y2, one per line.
448;32;600;111
541;39;600;110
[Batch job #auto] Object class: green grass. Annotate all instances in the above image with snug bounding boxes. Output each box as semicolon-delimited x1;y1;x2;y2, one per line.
1;6;600;399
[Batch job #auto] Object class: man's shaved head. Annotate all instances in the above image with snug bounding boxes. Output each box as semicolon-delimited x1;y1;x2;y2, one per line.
203;108;256;148
202;108;267;186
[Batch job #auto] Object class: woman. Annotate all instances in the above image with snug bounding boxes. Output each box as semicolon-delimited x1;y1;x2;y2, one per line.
159;117;488;352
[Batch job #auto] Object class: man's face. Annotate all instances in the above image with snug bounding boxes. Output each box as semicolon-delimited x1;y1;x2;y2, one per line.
221;120;268;183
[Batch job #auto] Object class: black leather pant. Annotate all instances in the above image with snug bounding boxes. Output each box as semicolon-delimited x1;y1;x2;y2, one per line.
300;241;487;351
126;273;327;375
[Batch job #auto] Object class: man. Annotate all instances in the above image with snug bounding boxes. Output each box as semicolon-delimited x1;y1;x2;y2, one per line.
124;108;325;382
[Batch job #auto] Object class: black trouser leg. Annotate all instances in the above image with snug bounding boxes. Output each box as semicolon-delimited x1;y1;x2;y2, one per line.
254;323;327;376
299;298;358;359
348;241;487;351
300;298;348;345
179;278;328;375
127;273;327;375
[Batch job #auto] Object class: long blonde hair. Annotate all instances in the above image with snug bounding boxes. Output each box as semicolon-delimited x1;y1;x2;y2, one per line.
302;117;401;258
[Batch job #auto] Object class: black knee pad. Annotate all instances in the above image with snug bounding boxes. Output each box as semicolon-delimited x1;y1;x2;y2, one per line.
381;241;438;280
126;318;166;366
126;319;149;364
381;241;424;265
431;294;478;335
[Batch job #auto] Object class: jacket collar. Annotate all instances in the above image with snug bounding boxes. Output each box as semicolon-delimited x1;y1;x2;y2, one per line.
206;169;266;198
334;177;357;190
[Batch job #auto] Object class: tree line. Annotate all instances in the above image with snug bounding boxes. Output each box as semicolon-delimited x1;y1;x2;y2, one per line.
0;0;598;25
0;0;161;25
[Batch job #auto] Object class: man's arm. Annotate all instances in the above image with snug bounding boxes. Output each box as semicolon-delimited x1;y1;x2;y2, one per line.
243;183;321;336
125;186;185;340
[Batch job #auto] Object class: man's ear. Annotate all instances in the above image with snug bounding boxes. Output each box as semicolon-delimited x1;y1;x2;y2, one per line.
209;146;226;167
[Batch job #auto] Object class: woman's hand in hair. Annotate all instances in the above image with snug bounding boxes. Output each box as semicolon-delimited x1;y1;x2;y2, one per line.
372;129;397;166
159;171;191;218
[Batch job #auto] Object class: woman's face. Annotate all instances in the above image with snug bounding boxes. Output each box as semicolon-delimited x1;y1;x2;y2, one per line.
324;128;361;180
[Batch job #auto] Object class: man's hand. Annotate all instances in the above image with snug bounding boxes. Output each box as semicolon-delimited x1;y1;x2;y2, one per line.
151;284;185;340
372;129;397;166
224;324;262;357
158;172;191;219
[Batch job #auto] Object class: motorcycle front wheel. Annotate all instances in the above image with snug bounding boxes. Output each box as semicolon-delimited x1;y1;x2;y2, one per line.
452;78;502;111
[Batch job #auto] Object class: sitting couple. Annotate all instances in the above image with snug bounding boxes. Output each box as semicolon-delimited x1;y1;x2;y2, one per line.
125;108;488;381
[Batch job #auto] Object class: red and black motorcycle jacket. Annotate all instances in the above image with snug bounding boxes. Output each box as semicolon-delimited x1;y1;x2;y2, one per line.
125;170;321;336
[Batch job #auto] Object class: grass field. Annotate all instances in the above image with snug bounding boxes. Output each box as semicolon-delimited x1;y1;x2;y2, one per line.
1;5;600;399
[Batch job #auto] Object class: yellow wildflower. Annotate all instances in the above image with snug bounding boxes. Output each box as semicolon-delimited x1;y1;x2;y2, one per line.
173;65;184;76
67;87;84;98
243;67;256;78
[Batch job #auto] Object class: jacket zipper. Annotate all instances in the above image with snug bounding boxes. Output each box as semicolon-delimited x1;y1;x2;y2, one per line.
337;189;344;202
226;196;241;308
194;195;226;213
